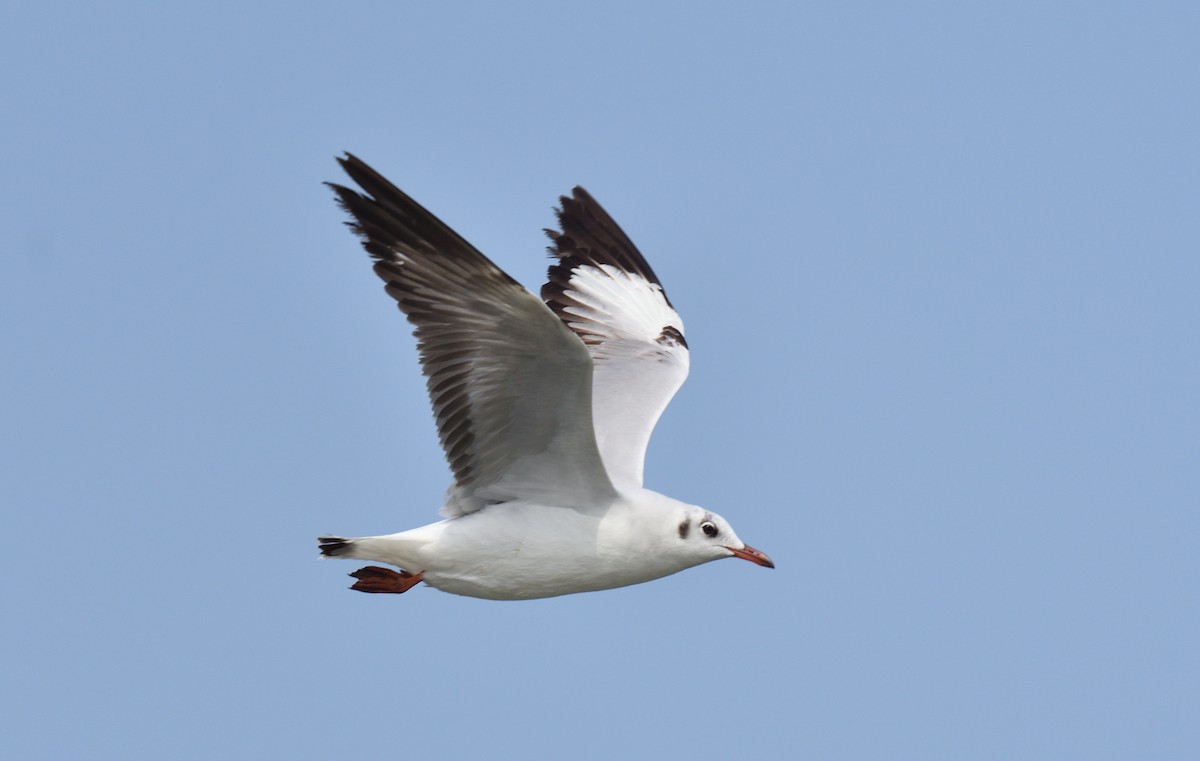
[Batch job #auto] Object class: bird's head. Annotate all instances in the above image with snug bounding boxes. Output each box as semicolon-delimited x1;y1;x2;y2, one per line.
673;506;774;569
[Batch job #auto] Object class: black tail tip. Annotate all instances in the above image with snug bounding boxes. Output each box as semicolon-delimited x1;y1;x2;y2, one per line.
318;536;351;557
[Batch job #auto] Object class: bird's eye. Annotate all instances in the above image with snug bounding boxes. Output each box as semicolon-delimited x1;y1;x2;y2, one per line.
701;521;718;538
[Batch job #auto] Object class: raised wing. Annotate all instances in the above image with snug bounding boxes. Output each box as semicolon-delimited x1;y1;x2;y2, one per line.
328;156;617;516
541;188;690;489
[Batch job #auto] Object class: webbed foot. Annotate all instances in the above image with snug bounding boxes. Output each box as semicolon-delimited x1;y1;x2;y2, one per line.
348;565;425;594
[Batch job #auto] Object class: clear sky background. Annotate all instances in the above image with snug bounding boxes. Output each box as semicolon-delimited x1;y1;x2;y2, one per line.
3;2;1197;759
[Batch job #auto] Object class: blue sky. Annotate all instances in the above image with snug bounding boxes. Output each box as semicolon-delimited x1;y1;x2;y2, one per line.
3;2;1197;758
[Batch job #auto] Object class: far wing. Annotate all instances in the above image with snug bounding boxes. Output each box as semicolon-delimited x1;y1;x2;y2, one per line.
328;157;617;516
541;188;690;489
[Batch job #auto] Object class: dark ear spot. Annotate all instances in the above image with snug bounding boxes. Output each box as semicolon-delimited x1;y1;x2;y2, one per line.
678;520;690;539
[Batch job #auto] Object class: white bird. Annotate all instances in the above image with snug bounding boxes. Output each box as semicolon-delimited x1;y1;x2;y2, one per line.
318;155;773;600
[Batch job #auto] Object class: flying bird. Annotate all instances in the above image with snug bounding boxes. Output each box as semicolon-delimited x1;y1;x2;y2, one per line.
318;155;773;600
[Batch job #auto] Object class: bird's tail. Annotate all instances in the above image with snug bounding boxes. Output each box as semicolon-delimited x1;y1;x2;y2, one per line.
316;532;427;568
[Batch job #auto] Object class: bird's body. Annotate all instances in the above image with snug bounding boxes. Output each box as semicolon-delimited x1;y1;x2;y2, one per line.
319;155;772;600
325;490;714;600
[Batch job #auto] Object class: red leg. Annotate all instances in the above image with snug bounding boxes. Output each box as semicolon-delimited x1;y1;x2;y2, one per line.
348;566;425;594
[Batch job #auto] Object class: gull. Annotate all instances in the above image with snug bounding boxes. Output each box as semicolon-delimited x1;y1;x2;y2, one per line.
318;155;773;600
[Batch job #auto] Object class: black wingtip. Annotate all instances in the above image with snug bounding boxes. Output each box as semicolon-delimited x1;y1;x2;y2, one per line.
543;185;671;304
333;150;363;171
